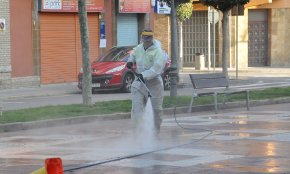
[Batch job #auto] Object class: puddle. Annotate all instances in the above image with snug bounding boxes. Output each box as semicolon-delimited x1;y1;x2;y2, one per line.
204;115;249;120
216;132;269;138
164;120;207;124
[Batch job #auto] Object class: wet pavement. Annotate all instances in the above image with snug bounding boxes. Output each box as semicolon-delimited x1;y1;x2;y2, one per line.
1;103;290;174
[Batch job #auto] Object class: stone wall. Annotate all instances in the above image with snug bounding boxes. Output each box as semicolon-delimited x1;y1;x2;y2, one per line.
229;9;249;69
0;0;12;88
237;9;249;69
270;8;290;67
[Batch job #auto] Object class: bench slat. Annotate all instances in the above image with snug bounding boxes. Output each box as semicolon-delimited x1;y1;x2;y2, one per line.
190;73;225;79
189;73;229;89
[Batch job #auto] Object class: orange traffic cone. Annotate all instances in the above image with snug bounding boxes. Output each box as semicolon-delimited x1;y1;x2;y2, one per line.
45;158;63;174
30;158;63;174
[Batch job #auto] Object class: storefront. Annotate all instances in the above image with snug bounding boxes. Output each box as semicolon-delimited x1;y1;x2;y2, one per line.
117;13;138;46
38;0;104;84
116;0;152;46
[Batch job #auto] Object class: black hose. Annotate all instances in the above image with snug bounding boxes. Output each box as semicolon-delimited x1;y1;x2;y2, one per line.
64;134;212;173
64;107;213;173
64;142;190;172
65;107;290;172
173;107;214;133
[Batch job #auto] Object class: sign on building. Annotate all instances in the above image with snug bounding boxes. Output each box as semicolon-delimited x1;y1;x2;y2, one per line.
43;0;62;10
154;0;171;14
119;0;151;13
100;20;106;48
208;9;219;24
39;0;104;12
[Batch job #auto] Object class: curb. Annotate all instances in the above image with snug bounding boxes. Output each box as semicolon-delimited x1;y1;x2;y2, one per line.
1;97;290;133
1;85;189;101
0;113;131;133
0;91;78;100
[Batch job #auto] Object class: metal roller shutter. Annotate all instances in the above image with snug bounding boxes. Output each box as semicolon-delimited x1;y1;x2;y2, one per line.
40;13;99;84
117;13;138;46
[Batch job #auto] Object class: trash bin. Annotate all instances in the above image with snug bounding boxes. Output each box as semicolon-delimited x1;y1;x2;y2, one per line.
195;53;205;70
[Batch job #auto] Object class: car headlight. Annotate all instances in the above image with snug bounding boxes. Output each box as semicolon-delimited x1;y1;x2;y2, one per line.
106;64;126;73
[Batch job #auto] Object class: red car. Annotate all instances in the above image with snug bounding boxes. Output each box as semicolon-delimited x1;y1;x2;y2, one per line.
78;46;171;93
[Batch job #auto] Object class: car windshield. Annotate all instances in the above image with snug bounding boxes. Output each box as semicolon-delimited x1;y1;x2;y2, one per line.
96;46;133;62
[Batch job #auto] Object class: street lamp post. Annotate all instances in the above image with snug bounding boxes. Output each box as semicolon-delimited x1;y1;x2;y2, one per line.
169;0;178;97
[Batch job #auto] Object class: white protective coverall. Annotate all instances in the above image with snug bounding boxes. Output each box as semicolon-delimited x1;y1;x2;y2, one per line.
128;40;166;131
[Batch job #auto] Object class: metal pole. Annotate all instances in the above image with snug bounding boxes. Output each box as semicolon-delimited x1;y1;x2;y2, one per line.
179;21;183;71
236;10;239;79
169;0;178;97
208;7;211;70
229;12;232;69
212;10;216;72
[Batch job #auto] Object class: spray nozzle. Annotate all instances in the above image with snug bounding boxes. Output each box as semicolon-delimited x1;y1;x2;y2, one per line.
148;92;152;98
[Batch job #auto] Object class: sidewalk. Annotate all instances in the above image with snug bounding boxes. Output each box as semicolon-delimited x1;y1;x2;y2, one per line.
181;67;290;77
0;82;78;100
1;102;290;173
0;67;289;101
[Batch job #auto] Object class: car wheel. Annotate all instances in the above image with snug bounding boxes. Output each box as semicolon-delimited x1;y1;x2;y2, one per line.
122;73;134;93
163;71;170;90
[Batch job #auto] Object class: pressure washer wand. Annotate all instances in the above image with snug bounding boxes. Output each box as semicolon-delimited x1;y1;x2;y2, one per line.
131;69;152;98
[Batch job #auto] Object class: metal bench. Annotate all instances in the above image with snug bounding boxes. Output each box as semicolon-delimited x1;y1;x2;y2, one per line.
188;73;250;113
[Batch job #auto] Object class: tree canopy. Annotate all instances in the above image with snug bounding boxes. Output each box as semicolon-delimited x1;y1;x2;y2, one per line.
163;0;192;8
176;1;193;21
162;0;193;21
200;0;249;12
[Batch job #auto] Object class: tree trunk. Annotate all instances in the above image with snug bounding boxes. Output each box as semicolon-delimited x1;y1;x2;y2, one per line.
221;10;230;77
78;0;92;105
170;0;179;97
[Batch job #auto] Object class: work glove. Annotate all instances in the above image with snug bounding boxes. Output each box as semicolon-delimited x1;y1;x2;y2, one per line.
126;62;133;69
148;92;152;98
136;73;145;83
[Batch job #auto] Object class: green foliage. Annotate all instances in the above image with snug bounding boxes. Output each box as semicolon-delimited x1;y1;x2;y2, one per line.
200;0;249;12
176;2;193;21
0;101;132;124
163;96;192;107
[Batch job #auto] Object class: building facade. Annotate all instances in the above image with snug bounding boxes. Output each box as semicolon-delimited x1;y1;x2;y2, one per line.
0;0;11;89
1;0;290;89
104;0;153;49
150;0;290;69
0;0;156;89
179;0;290;69
1;0;104;88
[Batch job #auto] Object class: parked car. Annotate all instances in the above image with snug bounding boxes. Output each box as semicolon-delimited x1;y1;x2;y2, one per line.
78;46;171;93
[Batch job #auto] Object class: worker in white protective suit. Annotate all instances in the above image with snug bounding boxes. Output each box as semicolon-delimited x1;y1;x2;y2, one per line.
126;29;166;133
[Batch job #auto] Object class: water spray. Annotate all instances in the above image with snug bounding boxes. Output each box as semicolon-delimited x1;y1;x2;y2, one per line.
62;70;214;173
